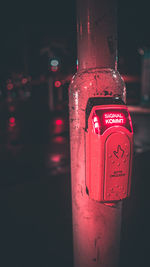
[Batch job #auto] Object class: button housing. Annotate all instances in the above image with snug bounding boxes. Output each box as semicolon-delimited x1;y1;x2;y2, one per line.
104;132;131;201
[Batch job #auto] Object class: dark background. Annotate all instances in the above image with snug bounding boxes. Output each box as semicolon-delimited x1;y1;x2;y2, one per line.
0;1;150;267
0;0;150;78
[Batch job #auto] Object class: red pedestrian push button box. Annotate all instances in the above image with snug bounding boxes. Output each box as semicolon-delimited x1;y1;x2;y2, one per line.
85;98;133;203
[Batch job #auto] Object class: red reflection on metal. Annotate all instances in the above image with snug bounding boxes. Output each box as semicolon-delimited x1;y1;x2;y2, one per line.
7;83;13;90
121;75;140;83
128;113;133;133
54;81;61;88
9;117;16;127
103;112;125;125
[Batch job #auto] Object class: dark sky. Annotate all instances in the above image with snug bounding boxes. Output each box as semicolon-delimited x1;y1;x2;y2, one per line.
0;0;150;77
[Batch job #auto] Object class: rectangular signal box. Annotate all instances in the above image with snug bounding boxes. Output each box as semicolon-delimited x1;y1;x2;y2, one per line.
85;98;133;202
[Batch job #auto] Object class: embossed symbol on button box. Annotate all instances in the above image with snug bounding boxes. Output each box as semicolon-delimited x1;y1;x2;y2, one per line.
113;145;124;159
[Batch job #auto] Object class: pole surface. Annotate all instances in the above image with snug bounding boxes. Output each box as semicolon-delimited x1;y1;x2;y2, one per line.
69;1;125;266
77;0;117;71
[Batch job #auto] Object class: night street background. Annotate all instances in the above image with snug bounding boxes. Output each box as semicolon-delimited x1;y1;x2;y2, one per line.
0;0;150;266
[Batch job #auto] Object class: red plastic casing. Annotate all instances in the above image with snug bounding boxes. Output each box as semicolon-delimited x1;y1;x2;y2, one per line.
85;104;133;202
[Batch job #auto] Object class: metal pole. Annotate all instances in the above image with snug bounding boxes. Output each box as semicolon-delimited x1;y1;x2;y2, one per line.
69;0;126;266
77;0;117;71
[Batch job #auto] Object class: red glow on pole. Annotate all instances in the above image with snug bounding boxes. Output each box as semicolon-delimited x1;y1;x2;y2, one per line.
54;81;61;88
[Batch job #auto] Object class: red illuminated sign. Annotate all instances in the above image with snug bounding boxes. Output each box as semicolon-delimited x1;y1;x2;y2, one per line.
91;107;132;135
103;113;125;125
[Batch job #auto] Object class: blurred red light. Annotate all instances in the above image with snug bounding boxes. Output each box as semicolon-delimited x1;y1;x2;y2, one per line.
22;78;28;85
9;106;15;112
54;81;61;88
55;119;63;126
51;155;61;163
53;136;65;144
7;83;13;90
9;117;15;124
51;66;58;72
9;117;16;127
